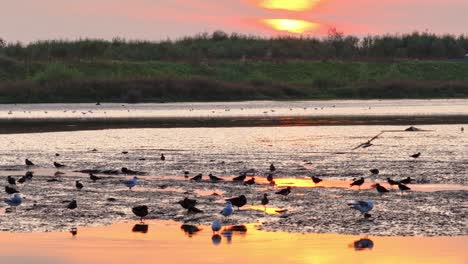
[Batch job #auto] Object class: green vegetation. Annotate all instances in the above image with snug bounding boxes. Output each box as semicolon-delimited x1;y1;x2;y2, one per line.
1;31;468;103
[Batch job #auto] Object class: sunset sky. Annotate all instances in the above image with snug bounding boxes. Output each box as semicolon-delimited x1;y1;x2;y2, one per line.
1;0;467;42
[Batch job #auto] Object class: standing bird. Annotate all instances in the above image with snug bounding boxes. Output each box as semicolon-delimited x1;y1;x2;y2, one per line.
387;178;399;188
54;162;66;168
311;176;322;185
410;152;421;159
267;173;274;182
120;176;138;190
7;176;16;185
348;200;374;218
132;205;149;223
269;163;276;172
190;174;202;182
67;200;77;210
5;186;19;194
220;201;233;219
226;195;247;210
212;220;222;234
350;177;365;189
275;187;291;198
244;177;255;186
398;183;411;194
232;173;247;182
4;194;23;211
399;177;413;185
375;183;389;195
25;159;34;166
369;169;379;175
89;173;101;182
160;154;165;161
261;194;269;211
75;180;83;190
18;171;34;184
70;227;78;236
209;173;223;182
178;198;197;210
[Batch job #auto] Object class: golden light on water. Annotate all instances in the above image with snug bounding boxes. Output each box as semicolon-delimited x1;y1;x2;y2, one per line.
263;19;319;34
257;0;321;11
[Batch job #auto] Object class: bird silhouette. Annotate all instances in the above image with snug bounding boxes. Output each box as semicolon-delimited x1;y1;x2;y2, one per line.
178;198;197;209
188;206;203;214
25;159;35;166
311;176;322;185
183;171;190;178
121;167;138;174
270;163;276;172
369;169;379;175
244;177;255;186
387;178;399;187
232;172;247;182
75;180;83;190
226;195;247;210
375;183;389;195
398;183;411;194
350;177;365;189
261;193;269;211
275;187;291;198
132;205;149;223
160;154;165;161
67;200;77;210
5;185;19;195
7;176;16;185
399;177;413;184
190;174;202;182
70;227;78;236
54;162;66;168
89;173;101;182
410;152;421;159
266;173;274;182
209;174;223;182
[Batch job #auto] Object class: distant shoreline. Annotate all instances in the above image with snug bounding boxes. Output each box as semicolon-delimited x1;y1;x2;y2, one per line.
1;114;467;134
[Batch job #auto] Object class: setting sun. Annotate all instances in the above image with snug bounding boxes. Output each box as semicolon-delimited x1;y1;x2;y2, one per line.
256;0;322;11
263;19;319;34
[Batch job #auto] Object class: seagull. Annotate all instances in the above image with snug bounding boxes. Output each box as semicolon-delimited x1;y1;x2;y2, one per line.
7;176;16;185
209;174;223;182
67;200;77;210
4;194;23;211
375;183;389;195
160;154;165;161
350;177;365;189
348;200;374;218
226;195;247;210
275;187;291;198
75;180;83;190
270;163;276;172
178;198;197;209
190;174;202;182
387;178;399;188
25;159;34;166
5;185;19;195
232;172;247;182
89;173;101;182
212;220;222;234
120;176;138;190
398;183;411;194
244;177;255;186
54;162;66;168
132;205;149;223
311;176;322;185
410;152;421;159
399;177;413;184
220;201;233;219
352;132;384;150
261;194;269;211
369;169;379;175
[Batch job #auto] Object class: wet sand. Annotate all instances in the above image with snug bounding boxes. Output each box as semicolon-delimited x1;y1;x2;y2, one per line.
0;220;466;264
1;169;466;236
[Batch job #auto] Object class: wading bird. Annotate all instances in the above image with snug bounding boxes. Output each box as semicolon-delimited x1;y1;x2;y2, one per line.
350;177;365;189
120;176;138;190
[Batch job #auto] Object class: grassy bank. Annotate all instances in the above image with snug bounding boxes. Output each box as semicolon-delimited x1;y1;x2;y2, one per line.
1;59;468;103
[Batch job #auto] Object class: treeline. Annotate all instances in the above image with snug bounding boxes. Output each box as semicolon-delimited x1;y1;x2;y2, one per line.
1;30;468;61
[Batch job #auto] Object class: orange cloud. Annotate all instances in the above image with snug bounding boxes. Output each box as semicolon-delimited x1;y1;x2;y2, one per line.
253;0;322;11
262;19;320;34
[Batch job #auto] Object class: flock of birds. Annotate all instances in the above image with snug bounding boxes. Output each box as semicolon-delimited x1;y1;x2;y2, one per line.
3;148;423;236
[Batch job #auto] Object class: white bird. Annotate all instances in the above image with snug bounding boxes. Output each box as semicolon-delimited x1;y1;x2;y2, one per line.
4;194;23;211
348;200;374;218
220;201;233;219
120;176;138;190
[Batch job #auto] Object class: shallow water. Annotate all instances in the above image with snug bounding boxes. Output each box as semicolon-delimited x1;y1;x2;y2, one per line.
0;220;465;264
0;124;466;184
1;99;468;120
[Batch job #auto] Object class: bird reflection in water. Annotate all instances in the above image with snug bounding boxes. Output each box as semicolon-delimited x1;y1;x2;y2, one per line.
219;225;248;244
180;224;201;237
351;238;374;251
211;234;222;245
132;223;149;233
70;227;78;237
